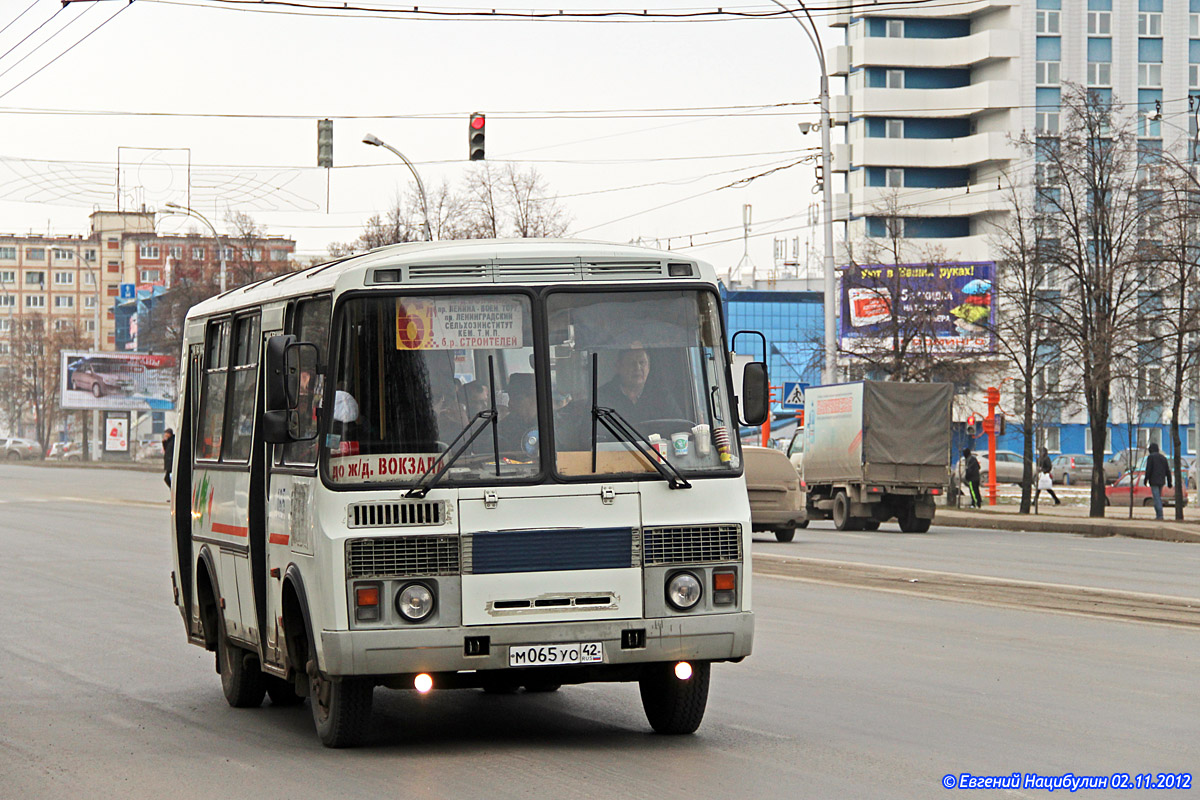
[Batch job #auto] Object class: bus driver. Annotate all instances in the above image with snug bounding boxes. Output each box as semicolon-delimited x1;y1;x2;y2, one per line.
599;342;679;423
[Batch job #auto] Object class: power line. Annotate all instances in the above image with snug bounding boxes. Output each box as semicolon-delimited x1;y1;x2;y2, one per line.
0;2;97;89
0;4;66;68
0;0;45;41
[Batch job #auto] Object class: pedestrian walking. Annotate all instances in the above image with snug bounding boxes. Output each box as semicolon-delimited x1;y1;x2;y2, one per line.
1143;442;1171;521
162;428;175;489
962;447;982;509
1035;446;1061;507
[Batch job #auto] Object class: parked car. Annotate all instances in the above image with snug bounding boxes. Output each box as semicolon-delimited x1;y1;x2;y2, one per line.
1105;471;1189;508
953;449;1032;490
46;441;82;461
1107;448;1140;477
744;445;807;542
1050;453;1121;485
135;439;165;462
3;437;41;460
68;360;134;398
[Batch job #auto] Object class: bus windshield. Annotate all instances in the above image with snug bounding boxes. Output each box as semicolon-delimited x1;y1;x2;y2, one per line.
325;293;539;486
547;289;740;477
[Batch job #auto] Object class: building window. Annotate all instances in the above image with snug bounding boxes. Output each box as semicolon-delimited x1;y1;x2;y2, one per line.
1088;62;1112;87
140;269;160;283
0;296;11;308
1192;64;1200;90
1084;427;1113;455
885;120;904;139
1042;427;1061;453
271;249;290;261
139;244;159;259
107;262;120;273
192;247;205;260
0;247;14;260
82;272;95;286
1138;426;1163;448
1036;111;1060;134
84;248;96;261
886;19;903;37
886;168;904;188
25;248;45;261
218;246;234;261
0;270;13;283
25;295;44;308
244;248;261;260
1139;63;1162;87
1036;10;1060;34
0;319;8;331
1088;11;1111;35
52;248;73;261
1192;13;1200;37
54;296;74;309
169;245;183;259
84;296;97;308
1037;61;1061;85
53;271;73;285
54;319;73;331
24;271;44;286
1138;13;1162;37
84;320;96;332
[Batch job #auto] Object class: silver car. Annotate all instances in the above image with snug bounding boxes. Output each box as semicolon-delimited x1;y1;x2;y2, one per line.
3;437;41;461
1050;453;1121;485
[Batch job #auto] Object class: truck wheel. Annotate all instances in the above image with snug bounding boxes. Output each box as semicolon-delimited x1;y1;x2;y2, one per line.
898;510;931;533
639;661;710;735
774;526;796;543
860;519;880;531
310;661;373;748
832;493;852;531
218;617;265;708
797;519;809;529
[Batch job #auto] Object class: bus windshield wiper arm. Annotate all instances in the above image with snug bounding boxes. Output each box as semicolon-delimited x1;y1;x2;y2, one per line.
406;408;498;499
592;405;691;490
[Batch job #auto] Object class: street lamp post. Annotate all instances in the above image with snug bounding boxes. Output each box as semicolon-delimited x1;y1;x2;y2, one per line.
362;133;434;242
77;249;101;461
165;202;227;292
767;0;837;386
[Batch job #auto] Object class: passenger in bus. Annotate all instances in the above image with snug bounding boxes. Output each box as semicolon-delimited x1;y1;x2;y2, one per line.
499;372;538;454
463;380;490;416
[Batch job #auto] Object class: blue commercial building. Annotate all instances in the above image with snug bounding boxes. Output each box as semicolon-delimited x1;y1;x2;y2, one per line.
722;287;823;417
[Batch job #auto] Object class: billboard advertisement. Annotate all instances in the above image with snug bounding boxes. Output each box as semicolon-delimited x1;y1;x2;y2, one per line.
839;261;996;354
60;351;177;412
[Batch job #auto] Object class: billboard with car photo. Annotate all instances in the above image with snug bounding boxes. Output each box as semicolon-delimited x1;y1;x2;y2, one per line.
60;351;177;411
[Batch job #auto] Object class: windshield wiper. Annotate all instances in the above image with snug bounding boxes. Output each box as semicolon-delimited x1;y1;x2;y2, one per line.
406;357;503;499
589;355;689;490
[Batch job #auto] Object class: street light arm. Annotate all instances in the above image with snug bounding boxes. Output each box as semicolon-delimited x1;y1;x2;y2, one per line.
363;133;434;242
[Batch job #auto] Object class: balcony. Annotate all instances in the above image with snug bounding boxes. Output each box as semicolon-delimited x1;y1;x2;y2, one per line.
850;0;1015;19
858;81;1019;118
851;132;1017;168
841;183;1009;220
840;224;998;261
831;94;850;125
854;29;1019;69
827;45;849;77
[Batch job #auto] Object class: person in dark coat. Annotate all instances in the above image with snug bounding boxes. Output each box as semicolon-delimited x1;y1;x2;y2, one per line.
962;447;982;509
1035;446;1061;506
162;429;175;488
1143;442;1171;521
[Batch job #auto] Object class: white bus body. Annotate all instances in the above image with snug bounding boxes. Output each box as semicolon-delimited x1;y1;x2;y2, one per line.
168;239;766;747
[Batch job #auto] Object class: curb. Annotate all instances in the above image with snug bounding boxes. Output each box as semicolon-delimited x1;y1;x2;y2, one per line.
938;510;1200;544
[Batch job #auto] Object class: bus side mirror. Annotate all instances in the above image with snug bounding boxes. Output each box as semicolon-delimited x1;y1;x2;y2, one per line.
740;361;769;426
265;334;296;414
263;335;319;443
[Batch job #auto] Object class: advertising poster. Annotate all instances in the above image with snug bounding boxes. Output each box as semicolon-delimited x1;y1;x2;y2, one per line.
105;418;128;452
839;261;996;354
60;351;178;411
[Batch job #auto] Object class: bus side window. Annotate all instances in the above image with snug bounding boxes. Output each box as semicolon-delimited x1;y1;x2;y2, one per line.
196;319;230;461
221;313;261;463
283;296;331;466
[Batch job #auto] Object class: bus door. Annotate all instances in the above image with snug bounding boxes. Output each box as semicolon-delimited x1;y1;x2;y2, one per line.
264;296;330;666
191;313;263;648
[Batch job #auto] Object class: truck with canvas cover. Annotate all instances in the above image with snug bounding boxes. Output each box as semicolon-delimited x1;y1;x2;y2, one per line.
801;381;951;533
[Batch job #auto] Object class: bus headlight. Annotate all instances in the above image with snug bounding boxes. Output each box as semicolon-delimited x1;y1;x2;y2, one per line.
666;572;702;611
396;582;435;622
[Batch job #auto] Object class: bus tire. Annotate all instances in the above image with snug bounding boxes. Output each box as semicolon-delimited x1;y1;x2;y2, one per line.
310;664;373;748
639;660;710;735
218;617;265;708
266;676;304;707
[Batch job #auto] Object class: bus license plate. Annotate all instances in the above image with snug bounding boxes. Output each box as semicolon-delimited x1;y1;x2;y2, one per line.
508;642;603;668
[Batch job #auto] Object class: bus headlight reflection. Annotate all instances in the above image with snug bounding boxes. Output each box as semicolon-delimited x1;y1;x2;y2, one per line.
396;582;435;622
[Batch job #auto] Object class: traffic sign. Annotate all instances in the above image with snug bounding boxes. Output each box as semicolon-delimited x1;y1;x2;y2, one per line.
780;381;807;410
118;283;136;301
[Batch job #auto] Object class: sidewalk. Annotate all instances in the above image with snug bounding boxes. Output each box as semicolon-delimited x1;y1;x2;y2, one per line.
939;501;1200;544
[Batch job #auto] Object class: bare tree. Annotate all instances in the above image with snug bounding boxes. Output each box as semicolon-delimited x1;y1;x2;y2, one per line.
501;164;571;238
1018;86;1155;516
8;314;86;448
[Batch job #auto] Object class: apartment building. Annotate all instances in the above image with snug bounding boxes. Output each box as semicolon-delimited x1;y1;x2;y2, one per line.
828;0;1200;456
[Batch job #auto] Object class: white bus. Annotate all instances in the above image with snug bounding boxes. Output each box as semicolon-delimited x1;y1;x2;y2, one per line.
168;239;768;747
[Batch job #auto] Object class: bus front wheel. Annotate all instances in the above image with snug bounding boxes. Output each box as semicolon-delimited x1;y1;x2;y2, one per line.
639;661;710;735
218;616;265;708
309;661;373;748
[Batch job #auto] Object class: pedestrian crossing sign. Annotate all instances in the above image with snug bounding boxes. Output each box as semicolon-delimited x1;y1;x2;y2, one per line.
781;381;807;410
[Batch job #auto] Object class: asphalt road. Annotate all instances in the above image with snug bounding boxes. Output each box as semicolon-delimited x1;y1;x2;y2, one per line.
1;465;1197;799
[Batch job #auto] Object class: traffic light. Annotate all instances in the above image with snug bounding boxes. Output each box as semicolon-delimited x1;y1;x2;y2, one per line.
317;119;333;168
469;113;486;161
966;414;977;439
995;412;1006;436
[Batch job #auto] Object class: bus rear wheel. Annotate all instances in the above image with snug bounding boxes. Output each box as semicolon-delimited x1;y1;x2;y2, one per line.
639;661;710;735
310;662;373;748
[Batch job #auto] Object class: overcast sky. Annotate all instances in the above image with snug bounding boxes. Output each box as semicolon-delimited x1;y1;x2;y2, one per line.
0;0;830;276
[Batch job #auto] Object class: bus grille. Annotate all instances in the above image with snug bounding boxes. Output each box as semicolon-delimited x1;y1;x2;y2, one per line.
348;500;444;528
346;535;460;578
462;527;640;574
642;525;742;565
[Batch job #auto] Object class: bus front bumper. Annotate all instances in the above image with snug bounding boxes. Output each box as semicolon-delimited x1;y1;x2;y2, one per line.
318;611;754;677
